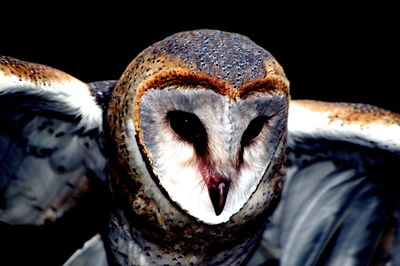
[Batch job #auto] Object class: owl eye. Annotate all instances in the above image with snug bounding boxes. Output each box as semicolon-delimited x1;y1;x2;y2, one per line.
167;110;207;147
241;116;270;146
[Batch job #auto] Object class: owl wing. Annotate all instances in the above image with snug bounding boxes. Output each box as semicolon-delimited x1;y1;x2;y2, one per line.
0;56;116;265
261;100;400;266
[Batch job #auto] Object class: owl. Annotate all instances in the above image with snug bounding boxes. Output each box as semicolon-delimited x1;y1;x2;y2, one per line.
0;30;399;266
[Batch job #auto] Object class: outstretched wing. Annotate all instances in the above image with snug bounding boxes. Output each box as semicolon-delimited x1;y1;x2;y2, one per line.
263;100;400;266
0;56;114;265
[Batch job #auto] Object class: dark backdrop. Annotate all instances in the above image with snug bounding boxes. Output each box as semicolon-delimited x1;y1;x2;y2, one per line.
0;3;398;265
1;4;398;113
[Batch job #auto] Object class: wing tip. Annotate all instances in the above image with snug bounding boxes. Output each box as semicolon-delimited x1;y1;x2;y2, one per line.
289;100;400;153
291;100;400;127
0;55;85;88
0;55;103;131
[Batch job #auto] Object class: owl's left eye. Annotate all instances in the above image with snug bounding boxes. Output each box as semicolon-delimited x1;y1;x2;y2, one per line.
241;116;270;146
166;111;207;153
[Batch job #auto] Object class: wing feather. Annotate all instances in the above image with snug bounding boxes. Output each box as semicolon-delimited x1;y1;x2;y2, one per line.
263;100;400;266
288;100;400;153
0;56;111;265
0;55;107;225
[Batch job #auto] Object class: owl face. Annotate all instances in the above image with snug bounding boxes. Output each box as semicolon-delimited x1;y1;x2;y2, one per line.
107;30;289;229
139;87;287;224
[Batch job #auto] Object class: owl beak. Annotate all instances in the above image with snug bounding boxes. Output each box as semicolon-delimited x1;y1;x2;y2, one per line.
199;162;231;215
208;179;230;216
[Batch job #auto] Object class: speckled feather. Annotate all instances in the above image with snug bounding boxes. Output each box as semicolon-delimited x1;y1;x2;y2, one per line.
106;30;289;265
293;100;400;126
0;56;74;85
112;30;288;98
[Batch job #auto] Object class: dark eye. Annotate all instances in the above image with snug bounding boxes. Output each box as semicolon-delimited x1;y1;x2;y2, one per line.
166;111;207;153
241;116;270;146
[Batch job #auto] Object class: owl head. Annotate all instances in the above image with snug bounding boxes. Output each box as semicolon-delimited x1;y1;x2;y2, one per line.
107;30;289;228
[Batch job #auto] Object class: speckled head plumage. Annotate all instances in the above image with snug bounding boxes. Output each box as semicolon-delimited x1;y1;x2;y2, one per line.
106;29;289;265
112;29;288;105
135;29;287;92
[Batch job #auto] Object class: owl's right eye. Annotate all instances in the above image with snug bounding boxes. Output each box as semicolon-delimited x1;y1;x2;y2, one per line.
166;111;207;154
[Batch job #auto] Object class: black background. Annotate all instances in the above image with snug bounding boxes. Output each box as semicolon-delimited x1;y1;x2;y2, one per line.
1;3;398;113
0;3;398;265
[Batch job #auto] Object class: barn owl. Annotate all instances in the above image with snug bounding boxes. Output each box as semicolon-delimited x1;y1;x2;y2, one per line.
1;30;399;266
